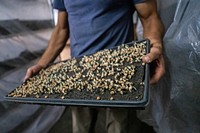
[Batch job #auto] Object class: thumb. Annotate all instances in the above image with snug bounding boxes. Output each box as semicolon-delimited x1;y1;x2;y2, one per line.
23;69;33;82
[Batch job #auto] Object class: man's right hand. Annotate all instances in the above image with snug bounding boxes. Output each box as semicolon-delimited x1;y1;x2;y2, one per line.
23;65;44;82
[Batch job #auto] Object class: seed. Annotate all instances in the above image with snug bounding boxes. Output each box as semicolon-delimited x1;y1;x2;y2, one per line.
96;96;101;100
110;91;115;95
110;97;114;100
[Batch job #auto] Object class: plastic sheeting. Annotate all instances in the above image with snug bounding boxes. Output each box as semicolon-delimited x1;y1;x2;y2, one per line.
0;0;65;133
138;0;200;132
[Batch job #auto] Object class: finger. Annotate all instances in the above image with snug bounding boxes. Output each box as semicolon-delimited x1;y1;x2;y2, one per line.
23;69;32;82
150;69;164;84
143;55;151;63
150;69;165;84
150;57;165;84
142;45;162;63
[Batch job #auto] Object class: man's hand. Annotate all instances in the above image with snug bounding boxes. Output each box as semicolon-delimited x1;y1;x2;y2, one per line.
23;65;44;82
142;44;165;84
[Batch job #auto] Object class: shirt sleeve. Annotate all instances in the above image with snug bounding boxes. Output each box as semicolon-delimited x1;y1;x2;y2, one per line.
132;0;146;4
53;0;66;11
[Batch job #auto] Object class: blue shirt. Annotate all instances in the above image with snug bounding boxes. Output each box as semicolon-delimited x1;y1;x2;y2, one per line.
53;0;146;57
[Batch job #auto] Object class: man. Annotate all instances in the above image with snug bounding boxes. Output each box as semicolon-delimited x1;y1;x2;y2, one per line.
24;0;165;133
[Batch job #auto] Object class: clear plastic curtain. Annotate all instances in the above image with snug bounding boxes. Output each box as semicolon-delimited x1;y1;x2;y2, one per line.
0;0;65;133
138;0;200;132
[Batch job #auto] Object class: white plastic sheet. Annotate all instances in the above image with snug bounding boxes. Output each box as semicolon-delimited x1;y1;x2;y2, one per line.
138;0;200;132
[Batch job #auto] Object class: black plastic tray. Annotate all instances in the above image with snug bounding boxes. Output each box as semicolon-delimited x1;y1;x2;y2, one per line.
5;39;150;108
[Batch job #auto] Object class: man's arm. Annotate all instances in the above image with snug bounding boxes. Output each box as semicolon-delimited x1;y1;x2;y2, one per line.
38;11;69;67
135;0;165;84
24;11;69;81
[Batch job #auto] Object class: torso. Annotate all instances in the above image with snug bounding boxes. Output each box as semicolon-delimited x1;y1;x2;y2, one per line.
63;0;135;57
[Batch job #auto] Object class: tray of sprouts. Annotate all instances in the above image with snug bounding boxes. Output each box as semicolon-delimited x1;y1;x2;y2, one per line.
5;39;150;108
